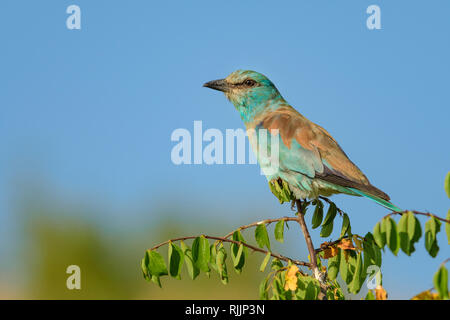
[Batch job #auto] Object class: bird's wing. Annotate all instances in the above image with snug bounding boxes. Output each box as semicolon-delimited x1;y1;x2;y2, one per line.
260;106;390;200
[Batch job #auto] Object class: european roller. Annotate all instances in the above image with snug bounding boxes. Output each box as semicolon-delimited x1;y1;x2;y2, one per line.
204;70;401;212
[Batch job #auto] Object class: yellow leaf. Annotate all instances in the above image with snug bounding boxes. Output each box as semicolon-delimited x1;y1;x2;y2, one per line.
412;290;441;300
334;288;340;300
284;265;299;291
353;235;363;252
320;241;332;248
322;246;339;259
323;248;332;259
375;285;387;300
337;238;355;251
331;246;339;256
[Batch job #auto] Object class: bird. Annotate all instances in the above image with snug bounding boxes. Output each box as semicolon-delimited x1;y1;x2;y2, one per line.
203;69;401;212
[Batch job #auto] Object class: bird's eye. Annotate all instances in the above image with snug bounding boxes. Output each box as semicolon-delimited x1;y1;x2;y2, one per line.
244;79;256;87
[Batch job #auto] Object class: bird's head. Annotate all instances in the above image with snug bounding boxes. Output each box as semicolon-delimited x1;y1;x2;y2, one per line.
203;70;283;122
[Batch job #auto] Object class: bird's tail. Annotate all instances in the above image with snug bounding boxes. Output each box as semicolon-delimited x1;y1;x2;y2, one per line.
349;188;403;212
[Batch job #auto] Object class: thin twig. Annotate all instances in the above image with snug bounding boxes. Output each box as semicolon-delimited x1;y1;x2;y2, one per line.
384;210;450;224
149;235;311;268
222;217;299;240
314;236;349;254
318;196;345;216
440;258;450;266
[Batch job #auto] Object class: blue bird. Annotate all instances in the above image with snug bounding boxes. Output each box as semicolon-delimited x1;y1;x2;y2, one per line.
204;70;401;212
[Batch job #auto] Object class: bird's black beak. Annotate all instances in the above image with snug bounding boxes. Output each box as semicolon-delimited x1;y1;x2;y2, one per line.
203;79;229;92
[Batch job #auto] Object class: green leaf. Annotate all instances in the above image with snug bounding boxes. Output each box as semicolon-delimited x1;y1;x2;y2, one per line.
398;213;411;255
180;240;200;280
425;217;441;257
268;179;293;204
272;274;286;300
209;244;218;273
304;278;320;300
340;213;351;238
327;249;340;281
332;284;345;300
311;203;324;229
233;230;248;256
234;243;244;266
339;250;350;284
216;245;229;284
362;233;379;280
348;252;363;294
215;245;224;273
326;288;335;300
384;217;399;255
146;250;168;287
345;251;358;285
320;220;334;238
219;263;229;285
260;252;271;272
192;236;210;273
151;275;162;287
445;171;450;199
365;290;376;300
407;211;422;245
373;242;382;267
296;277;306;300
168;242;184;279
259;275;270;300
146;250;168;277
323;203;337;226
141;255;150;281
281;180;294;202
429;216;441;238
271;258;283;271
295;277;320;300
231;242;245;274
274;219;285;243
268;181;283;204
433;265;449;300
255;224;271;250
373;221;386;248
446;210;450;245
397;211;421;256
230;230;247;274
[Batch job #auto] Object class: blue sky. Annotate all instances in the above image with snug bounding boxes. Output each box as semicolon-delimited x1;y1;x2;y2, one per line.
0;1;449;299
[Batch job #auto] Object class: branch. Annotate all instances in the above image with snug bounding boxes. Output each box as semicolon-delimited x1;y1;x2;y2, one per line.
314;207;450;254
222;217;299;240
295;200;319;272
314;236;349;254
385;210;450;224
295;200;328;299
149;234;311;268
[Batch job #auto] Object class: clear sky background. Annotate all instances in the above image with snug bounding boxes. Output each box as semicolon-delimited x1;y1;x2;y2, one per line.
0;1;449;299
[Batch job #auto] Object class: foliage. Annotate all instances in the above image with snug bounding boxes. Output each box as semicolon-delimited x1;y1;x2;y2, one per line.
142;173;450;300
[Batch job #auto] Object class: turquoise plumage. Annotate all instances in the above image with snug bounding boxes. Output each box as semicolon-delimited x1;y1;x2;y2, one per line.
204;70;401;212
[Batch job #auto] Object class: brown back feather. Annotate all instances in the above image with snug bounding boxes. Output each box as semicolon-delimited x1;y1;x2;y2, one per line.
261;106;390;201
